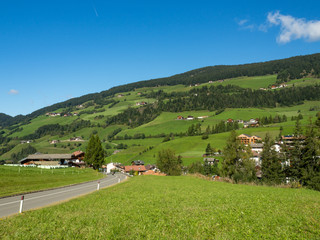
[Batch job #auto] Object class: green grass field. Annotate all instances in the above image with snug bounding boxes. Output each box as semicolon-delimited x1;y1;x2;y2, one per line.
0;166;103;197
1;176;319;239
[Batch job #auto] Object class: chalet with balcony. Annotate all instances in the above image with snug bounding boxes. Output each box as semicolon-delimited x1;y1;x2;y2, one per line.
237;134;262;144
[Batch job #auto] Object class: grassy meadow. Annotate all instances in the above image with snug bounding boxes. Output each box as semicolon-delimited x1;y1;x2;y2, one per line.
1;176;319;239
0;166;103;197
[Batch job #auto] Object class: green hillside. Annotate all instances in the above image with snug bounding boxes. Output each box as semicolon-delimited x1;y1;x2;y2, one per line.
1;176;319;239
1;55;320;167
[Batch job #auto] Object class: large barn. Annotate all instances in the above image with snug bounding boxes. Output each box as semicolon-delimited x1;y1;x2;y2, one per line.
19;151;85;167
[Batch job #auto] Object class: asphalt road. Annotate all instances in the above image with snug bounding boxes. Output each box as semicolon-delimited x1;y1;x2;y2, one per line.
0;173;127;218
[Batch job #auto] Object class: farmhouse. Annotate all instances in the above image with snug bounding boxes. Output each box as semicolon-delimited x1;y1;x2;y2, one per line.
203;158;219;165
237;134;262;144
20;153;74;166
46;112;61;117
105;162;122;174
177;115;184;120
124;165;147;175
19;151;85;167
197;116;208;119
70;137;82;142
250;143;264;153
50;140;59;144
243;119;259;128
135;101;147;106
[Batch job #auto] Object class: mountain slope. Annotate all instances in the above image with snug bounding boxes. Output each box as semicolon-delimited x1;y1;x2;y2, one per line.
2;53;320;127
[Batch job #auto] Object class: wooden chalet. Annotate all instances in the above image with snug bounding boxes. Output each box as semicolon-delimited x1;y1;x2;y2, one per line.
237;134;262;144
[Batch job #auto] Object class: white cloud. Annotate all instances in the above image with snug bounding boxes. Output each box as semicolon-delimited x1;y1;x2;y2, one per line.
237;19;255;31
238;19;248;26
8;89;19;95
267;11;320;43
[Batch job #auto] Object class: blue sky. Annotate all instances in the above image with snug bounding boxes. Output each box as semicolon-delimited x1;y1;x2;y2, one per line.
1;0;320;116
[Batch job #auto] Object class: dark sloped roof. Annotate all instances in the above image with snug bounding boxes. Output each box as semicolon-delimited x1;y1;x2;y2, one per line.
26;154;73;160
132;160;145;165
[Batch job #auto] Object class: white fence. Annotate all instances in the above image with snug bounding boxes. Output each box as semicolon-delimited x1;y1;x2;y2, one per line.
3;164;68;169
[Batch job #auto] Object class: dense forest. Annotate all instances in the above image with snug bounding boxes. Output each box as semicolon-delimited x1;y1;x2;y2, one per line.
1;53;320;127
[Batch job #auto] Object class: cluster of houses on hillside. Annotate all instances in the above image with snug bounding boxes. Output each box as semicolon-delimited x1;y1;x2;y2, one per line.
260;83;288;91
135;101;147;106
106;160;165;176
46;112;78;117
49;137;83;145
188;79;225;87
226;118;259;128
232;134;304;177
176;115;209;120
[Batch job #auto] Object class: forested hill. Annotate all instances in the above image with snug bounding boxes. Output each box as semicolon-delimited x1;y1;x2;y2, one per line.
2;53;320;127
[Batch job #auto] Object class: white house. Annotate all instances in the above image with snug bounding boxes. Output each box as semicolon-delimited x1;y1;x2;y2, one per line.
250;143;264;153
106;162;117;174
271;143;281;153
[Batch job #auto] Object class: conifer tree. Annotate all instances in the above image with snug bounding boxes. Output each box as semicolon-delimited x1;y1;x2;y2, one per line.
221;130;254;182
300;118;320;189
205;143;213;156
85;135;105;170
261;133;283;184
288;118;304;181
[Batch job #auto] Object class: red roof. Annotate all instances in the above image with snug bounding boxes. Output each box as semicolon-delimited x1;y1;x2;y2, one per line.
124;165;147;172
73;151;85;157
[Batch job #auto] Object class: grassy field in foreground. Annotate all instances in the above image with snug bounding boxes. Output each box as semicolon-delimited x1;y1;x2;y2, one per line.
1;176;319;239
0;166;103;197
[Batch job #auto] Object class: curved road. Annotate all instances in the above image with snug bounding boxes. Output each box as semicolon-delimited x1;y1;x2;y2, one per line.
0;173;127;218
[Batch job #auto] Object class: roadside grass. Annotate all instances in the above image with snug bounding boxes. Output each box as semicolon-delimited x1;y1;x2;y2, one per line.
0;166;103;197
1;176;319;239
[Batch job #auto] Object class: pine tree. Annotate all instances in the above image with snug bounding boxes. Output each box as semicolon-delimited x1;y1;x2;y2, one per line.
205;125;211;134
289;119;304;181
85;135;105;170
205;143;213;156
261;133;283;184
221;130;256;182
300;118;320;189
